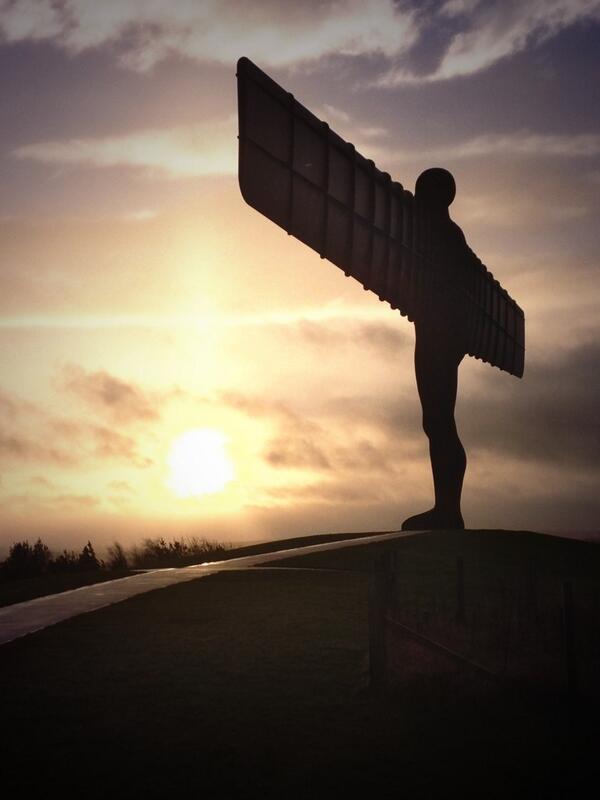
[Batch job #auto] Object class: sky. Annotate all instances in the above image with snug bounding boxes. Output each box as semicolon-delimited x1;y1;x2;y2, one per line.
1;0;599;554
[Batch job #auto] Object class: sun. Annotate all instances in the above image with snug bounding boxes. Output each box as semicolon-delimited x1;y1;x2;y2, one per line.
166;428;235;498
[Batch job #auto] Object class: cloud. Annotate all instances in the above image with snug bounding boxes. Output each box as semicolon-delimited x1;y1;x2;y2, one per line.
327;340;600;474
252;337;600;480
315;104;389;143
290;320;410;358
0;388;152;468
0;430;77;466
0;391;40;420
53;493;100;510
265;433;333;471
1;0;597;86
4;492;100;513
220;387;406;476
107;479;135;494
0;0;418;71
61;365;162;423
50;418;152;467
459;341;600;471
379;0;600;84
421;131;600;160
12;118;237;178
265;433;397;474
263;480;389;504
367;132;600;170
29;475;56;489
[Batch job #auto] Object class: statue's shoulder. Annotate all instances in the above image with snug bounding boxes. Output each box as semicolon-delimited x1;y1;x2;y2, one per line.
449;219;467;246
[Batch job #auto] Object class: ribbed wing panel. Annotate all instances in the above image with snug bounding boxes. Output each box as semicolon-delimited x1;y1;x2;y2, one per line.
237;57;525;378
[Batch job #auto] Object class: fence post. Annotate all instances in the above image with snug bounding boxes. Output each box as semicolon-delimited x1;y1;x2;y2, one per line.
369;552;390;689
456;555;465;624
562;580;578;697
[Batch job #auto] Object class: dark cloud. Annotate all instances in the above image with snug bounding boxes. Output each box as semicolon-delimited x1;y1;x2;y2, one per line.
221;337;599;483
380;0;600;84
61;365;161;423
459;341;600;470
319;341;600;474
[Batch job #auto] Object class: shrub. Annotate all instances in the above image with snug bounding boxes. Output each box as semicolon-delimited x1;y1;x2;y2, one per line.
129;536;229;569
106;541;128;571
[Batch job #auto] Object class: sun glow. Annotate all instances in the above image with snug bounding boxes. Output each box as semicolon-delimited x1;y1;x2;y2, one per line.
166;428;235;498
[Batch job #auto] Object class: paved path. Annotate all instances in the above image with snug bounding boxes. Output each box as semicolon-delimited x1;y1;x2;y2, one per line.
0;531;417;646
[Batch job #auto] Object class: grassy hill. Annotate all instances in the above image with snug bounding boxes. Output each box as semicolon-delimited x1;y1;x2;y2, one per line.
1;530;598;797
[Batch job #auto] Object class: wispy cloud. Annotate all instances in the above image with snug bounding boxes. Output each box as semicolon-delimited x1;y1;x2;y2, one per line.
0;430;76;466
315;104;389;143
424;131;600;160
290;320;410;358
61;365;163;423
371;131;600;166
1;0;598;85
4;492;100;513
12;118;237;178
379;0;600;84
0;387;152;468
0;0;418;71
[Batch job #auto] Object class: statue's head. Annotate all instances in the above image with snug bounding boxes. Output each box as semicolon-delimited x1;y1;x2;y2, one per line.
415;168;456;210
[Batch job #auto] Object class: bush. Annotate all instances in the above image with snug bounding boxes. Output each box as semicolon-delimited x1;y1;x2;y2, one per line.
129;536;229;569
106;541;128;571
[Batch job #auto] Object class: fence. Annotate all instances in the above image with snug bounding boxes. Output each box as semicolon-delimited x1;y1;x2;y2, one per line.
369;534;600;697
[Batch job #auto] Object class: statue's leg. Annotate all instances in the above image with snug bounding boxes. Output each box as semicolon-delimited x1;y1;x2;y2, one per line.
402;329;466;531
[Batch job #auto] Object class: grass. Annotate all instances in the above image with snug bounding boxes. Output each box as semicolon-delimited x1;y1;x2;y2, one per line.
1;531;599;797
276;529;600;692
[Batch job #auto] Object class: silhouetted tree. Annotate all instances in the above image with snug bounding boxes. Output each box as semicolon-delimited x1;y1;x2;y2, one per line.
52;549;79;574
78;541;101;572
2;538;51;579
32;538;52;573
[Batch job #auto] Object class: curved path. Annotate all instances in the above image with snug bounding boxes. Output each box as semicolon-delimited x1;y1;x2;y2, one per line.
0;530;417;646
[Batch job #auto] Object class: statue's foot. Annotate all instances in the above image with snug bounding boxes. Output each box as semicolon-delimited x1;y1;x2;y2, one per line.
401;508;464;531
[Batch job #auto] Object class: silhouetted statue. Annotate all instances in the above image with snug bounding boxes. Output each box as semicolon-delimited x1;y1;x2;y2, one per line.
402;169;467;530
237;58;525;532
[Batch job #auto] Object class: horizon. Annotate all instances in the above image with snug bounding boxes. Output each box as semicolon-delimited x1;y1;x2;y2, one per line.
1;1;599;552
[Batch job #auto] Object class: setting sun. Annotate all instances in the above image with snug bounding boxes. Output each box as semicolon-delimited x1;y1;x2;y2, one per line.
166;428;235;498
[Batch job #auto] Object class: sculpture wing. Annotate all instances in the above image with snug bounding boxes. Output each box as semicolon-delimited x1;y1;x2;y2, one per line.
237;57;525;378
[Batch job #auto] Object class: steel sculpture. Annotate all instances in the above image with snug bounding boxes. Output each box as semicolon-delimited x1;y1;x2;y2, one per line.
237;57;525;529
